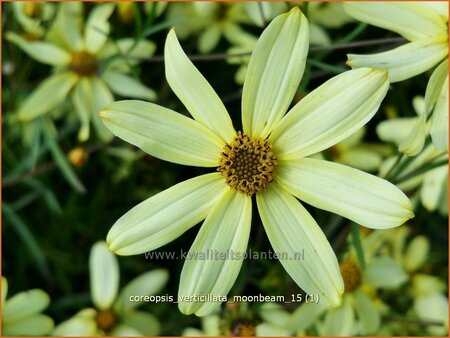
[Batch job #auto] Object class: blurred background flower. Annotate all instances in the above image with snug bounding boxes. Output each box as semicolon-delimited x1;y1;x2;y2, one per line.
53;241;168;336
2;277;54;336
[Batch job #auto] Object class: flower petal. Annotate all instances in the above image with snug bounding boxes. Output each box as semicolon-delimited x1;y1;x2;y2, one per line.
399;114;427;156
322;295;355;336
121;311;161;336
242;7;309;138
256;323;291;337
198;25;222;54
421;165;448;212
107;173;228;255
89;241;119;310
3;314;54;336
72;78;93;142
415;293;449;335
271;68;389;159
430;74;449;152
5;32;71;66
53;313;98;336
3;290;49;322
165;29;235;143
256;183;343;307
2;277;8;305
259;303;290;328
425;60;448;114
353;289;380;334
17;72;78;121
343;2;447;41
102;71;156;101
90;78;115;141
47;3;84;52
178;189;251;316
114;270;169;313
338;147;382;172
110;324;142;336
99;38;156;61
276;158;414;229
423;2;449;19
364;256;408;288
376;117;417;145
347;41;448;83
288;303;328;332
99;100;224;167
404;235;430;272
84;4;114;54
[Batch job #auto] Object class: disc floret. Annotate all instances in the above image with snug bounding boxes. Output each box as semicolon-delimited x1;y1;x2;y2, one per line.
218;131;277;196
70;51;98;76
339;260;362;293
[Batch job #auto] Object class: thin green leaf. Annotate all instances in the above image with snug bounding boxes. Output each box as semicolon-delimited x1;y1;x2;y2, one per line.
141;20;181;39
308;59;347;74
42;119;86;193
394;158;447;185
351;223;366;270
29;119;42;170
3;203;52;280
24;178;63;214
3;122;75;186
10;191;41;211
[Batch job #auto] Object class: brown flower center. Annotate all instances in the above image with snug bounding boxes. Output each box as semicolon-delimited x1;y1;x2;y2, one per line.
95;309;117;332
230;319;256;337
340;260;362;293
23;2;42;18
218;131;276;196
70;51;98;76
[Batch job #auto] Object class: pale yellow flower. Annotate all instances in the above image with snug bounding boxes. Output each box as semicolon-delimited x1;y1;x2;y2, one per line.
6;3;156;141
53;241;168;336
2;277;54;335
344;2;449;153
294;231;408;336
11;2;55;40
100;8;412;316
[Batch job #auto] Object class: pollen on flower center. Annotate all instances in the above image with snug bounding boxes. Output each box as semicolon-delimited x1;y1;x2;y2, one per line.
218;131;277;196
95;309;117;332
339;260;361;293
70;51;98;76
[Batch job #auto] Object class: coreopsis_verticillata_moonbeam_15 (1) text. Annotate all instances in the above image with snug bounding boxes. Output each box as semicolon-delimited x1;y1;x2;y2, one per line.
100;8;413;316
6;3;157;142
343;2;449;155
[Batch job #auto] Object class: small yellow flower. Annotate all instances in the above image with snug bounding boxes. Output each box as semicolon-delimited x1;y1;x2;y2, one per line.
53;241;168;336
6;3;157;141
100;8;413;316
11;2;55;39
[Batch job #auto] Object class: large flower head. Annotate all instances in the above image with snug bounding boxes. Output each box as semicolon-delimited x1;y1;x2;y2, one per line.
53;241;168;336
344;2;449;153
101;7;413;316
6;2;156;141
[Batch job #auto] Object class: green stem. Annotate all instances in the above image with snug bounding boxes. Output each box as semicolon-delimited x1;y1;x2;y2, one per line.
351;223;366;270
